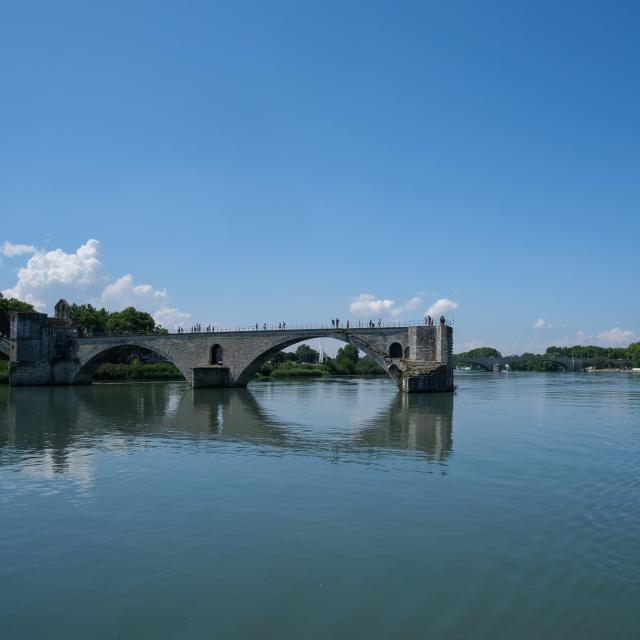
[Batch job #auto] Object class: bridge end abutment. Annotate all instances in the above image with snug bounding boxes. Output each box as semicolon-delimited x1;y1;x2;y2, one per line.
8;312;81;386
401;325;454;393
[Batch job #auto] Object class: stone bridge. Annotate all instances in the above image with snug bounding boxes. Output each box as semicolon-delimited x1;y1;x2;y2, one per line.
0;336;9;359
458;355;632;372
8;312;454;393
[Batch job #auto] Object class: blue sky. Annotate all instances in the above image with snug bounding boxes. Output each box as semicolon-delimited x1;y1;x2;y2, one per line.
1;0;638;354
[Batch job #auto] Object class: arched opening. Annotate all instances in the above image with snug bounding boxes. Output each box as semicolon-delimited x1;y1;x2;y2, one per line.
75;345;186;384
210;344;224;365
234;334;393;387
389;342;403;359
403;346;410;359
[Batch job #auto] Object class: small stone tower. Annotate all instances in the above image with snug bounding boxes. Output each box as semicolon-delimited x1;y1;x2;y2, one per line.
54;299;71;322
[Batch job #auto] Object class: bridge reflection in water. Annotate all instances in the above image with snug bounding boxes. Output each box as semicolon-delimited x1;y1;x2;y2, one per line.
0;381;453;474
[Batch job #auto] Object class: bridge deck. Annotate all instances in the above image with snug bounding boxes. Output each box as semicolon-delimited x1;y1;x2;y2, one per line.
74;322;436;340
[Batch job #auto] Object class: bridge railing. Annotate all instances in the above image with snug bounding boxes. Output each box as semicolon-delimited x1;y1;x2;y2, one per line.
74;319;451;339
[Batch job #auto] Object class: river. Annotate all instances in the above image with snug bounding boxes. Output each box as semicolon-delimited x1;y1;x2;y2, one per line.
1;372;638;639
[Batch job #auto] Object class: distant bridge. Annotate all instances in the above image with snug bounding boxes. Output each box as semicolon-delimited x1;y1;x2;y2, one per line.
457;355;632;372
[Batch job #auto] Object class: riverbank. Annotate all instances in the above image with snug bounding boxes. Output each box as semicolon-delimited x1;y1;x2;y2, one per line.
0;361;7;384
93;362;184;382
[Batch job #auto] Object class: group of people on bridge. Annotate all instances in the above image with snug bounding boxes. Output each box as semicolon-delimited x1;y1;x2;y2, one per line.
424;315;446;326
177;324;215;334
330;318;383;329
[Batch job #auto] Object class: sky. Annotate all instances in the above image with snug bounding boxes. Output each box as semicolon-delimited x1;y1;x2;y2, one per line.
1;0;638;355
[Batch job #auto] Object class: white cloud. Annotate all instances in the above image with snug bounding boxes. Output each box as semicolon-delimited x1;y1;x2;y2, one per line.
153;307;191;330
2;241;37;257
101;274;167;309
403;296;423;311
595;327;636;347
349;293;424;318
552;327;636;348
2;239;104;309
1;239;189;326
425;298;459;318
532;318;550;329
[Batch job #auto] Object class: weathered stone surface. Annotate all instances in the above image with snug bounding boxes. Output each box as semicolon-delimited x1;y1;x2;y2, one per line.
0;337;9;359
9;312;454;392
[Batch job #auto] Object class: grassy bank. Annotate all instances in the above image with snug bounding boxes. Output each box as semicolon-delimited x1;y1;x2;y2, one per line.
255;360;384;381
255;364;328;380
94;361;184;382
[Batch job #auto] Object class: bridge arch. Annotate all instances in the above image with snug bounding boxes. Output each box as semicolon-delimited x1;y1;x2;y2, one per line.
459;358;493;371
538;358;567;371
73;343;189;384
233;331;398;388
389;342;403;359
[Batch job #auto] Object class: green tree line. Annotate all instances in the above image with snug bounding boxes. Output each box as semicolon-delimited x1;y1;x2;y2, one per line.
455;344;640;369
70;303;165;335
259;343;384;379
0;295;166;337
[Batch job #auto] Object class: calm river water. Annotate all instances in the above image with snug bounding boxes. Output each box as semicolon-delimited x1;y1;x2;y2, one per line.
1;372;639;639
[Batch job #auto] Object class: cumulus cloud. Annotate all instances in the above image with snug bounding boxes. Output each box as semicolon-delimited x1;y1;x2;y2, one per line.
101;274;167;308
2;239;104;308
595;327;636;346
1;239;189;328
349;293;424;318
425;298;459;318
553;328;636;348
532;318;550;329
153;307;192;330
2;241;37;257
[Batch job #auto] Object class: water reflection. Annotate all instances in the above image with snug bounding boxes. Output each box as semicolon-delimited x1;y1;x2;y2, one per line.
357;392;453;461
0;381;454;473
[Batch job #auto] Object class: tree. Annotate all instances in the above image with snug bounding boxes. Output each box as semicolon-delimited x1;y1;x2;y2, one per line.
105;307;156;334
295;344;319;364
628;342;640;367
355;355;384;375
335;344;359;374
70;304;109;334
270;351;297;367
0;294;35;336
465;347;502;358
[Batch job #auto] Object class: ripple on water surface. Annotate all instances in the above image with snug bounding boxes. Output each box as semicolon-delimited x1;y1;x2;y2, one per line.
0;373;639;639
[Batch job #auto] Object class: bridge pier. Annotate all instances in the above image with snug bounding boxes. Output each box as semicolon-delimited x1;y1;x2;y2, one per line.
192;366;230;388
8;309;455;393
